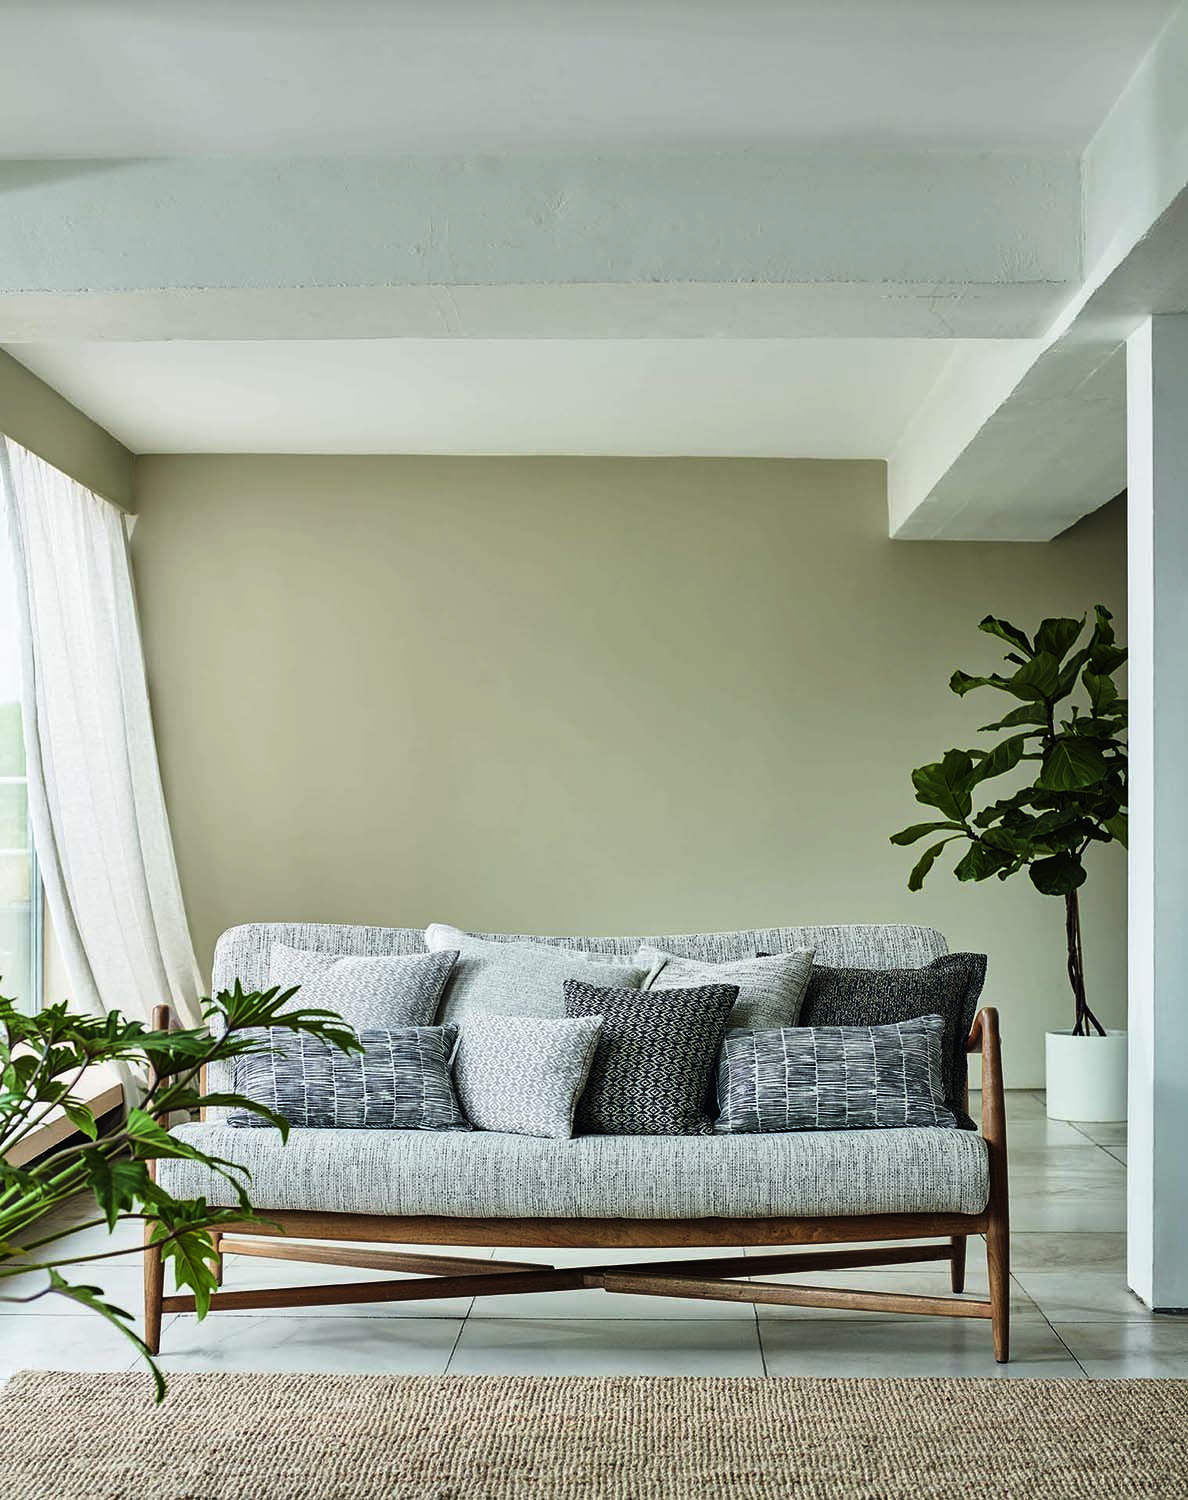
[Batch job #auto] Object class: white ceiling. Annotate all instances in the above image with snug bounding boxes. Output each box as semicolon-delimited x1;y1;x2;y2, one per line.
5;339;969;457
0;0;1174;156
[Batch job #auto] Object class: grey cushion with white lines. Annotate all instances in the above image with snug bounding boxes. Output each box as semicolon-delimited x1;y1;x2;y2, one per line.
267;944;458;1029
564;979;738;1137
452;1013;604;1139
716;1016;959;1134
227;1027;470;1131
426;924;645;1026
636;946;815;1032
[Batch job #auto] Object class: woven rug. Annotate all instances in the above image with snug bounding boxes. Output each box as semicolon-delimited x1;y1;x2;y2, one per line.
2;1370;1187;1499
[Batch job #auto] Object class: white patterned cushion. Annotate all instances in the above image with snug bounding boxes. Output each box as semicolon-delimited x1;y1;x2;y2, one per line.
267;944;458;1028
227;1026;469;1131
452;1013;603;1139
636;946;815;1031
425;925;645;1026
564;979;737;1136
716;1017;958;1134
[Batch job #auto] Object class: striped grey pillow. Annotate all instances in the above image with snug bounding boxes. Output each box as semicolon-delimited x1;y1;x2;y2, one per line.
227;1026;470;1131
636;946;814;1031
716;1016;959;1134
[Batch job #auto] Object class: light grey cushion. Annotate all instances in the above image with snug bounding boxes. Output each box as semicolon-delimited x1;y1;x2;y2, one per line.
452;1013;603;1139
637;946;814;1032
716;1017;958;1134
267;944;458;1029
425;924;645;1025
159;1122;990;1218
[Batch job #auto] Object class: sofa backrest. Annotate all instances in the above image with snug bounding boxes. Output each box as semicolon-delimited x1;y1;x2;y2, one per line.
212;922;949;994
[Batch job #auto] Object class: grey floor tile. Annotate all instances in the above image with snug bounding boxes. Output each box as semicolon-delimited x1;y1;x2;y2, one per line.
759;1314;1085;1379
1013;1271;1165;1323
1008;1231;1126;1272
0;1312;153;1377
447;1317;764;1376
1069;1121;1128;1146
1054;1320;1188;1377
1005;1119;1104;1150
159;1313;463;1374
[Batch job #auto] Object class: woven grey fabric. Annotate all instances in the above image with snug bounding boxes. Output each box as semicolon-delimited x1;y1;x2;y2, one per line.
637;946;814;1032
267;944;457;1029
452;1013;603;1139
565;979;737;1136
425;925;645;1026
157;1121;990;1217
799;953;986;1125
228;1027;469;1131
207;923;948;1109
717;1017;958;1134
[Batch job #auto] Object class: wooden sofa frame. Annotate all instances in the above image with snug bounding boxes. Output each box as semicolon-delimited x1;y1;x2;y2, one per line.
143;1006;1010;1361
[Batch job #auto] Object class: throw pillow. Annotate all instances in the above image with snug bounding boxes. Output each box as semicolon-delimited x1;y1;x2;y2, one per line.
451;1013;604;1139
267;944;458;1029
425;925;645;1025
563;979;737;1136
798;953;987;1126
635;946;815;1031
716;1016;959;1133
227;1026;470;1131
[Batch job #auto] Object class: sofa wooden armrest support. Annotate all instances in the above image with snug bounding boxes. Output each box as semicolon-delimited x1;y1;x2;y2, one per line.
142;1001;1010;1362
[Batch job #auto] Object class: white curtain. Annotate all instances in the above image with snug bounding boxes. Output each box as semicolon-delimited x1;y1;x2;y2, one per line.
0;437;203;1045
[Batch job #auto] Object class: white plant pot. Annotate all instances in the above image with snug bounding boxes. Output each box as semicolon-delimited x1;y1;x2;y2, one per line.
1045;1029;1127;1122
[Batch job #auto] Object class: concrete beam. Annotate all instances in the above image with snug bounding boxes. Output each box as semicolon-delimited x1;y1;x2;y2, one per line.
0;152;1079;341
890;3;1188;541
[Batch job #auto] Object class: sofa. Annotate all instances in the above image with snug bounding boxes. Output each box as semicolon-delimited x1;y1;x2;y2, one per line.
145;920;1010;1360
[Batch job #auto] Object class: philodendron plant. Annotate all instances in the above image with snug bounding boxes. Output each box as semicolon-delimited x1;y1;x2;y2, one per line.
891;606;1127;1039
0;984;359;1398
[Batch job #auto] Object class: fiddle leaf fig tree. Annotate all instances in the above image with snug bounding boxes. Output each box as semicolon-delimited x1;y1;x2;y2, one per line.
891;605;1126;1038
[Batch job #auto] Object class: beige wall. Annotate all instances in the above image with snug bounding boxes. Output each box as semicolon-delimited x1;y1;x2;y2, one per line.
0;350;133;508
131;456;1127;1085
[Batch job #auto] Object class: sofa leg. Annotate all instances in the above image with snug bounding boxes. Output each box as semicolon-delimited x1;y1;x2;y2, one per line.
987;1220;1010;1363
143;1224;164;1356
949;1234;967;1294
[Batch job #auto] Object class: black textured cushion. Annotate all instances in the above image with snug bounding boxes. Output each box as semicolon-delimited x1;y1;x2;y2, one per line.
716;1016;959;1134
563;979;738;1136
799;953;986;1127
227;1026;470;1131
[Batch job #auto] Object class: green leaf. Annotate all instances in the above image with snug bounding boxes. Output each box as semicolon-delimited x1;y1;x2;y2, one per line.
969;734;1027;787
148;1209;223;1320
1034;616;1085;663
907;838;964;892
978;616;1033;656
47;1269;165;1402
1004;653;1062;702
62;1100;98;1141
80;1150;152;1231
1082;668;1119;714
949;669;1013;698
911;750;975;821
1038;739;1109;791
1103;812;1128;847
978;704;1049;733
1028;852;1087;896
953;843;1011;882
889;821;964;847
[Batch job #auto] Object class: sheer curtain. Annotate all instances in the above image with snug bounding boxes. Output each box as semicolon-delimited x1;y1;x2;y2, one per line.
0;437;202;1048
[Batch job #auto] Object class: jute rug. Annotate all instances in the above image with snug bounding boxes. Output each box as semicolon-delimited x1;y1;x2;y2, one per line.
2;1370;1186;1500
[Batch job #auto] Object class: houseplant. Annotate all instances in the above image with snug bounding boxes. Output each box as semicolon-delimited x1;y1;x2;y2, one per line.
0;982;358;1398
890;605;1127;1121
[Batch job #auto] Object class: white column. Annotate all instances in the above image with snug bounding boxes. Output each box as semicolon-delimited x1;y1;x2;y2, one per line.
1127;315;1188;1310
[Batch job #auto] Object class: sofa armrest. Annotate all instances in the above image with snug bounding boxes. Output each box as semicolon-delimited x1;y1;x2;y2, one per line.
965;1006;1007;1196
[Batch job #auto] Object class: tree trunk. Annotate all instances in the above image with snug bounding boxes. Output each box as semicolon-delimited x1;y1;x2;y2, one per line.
1065;888;1106;1037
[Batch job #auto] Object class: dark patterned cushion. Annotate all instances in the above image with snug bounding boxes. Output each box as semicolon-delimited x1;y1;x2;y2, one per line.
799;953;986;1126
227;1026;470;1131
563;979;737;1136
716;1016;959;1134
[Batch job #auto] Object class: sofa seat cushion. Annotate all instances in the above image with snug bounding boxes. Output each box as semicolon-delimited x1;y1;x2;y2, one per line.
159;1123;989;1220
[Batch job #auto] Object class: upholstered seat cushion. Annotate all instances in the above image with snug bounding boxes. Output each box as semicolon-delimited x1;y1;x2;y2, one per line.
158;1122;989;1219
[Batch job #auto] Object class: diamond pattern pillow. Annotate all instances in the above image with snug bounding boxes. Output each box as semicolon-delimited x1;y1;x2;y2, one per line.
798;953;986;1126
227;1026;470;1131
426;925;644;1026
267;944;458;1028
452;1013;604;1139
563;979;738;1136
716;1016;959;1134
635;946;815;1031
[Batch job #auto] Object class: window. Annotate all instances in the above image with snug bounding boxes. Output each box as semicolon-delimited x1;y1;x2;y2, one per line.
0;524;40;1012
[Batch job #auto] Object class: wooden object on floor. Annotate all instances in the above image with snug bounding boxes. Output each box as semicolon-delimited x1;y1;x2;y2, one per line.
145;1006;1010;1361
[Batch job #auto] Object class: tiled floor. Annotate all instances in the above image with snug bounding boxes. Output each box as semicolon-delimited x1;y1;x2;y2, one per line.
1;1090;1181;1382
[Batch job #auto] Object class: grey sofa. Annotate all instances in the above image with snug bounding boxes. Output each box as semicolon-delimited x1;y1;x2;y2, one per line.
147;921;1010;1360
